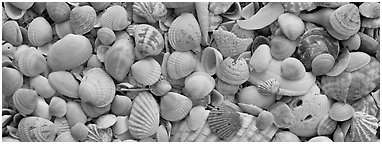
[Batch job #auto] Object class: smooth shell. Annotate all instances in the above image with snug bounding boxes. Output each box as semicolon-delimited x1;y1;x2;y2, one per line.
112;116;129;135
237;2;284;30
149;79;172;96
200;47;223;75
207;105;241;140
238;86;276;109
81;102;110;118
345;52;371;72
130;24;164;59
4;2;27;20
168;13;201;51
12;88;38;115
30;75;56;98
55;131;78;142
311;53;335;76
212;27;253;57
96;114;117;129
131;58;161;86
316;114;337;136
2;67;23;96
326;48;351;76
184;72;215;100
48;71;80;98
17;47;47;77
66;101;87;127
250;44;272;73
18;117;57;142
308;136;333;142
277;13;305;40
187;106;209;131
55;20;73;39
359;2;380;19
272;131;301;142
97;27;115;45
270;35;296;60
329;4;361;40
329;102;355;122
166;51;197;80
101;5;130;31
48;96;67;117
156;125;169;142
46;2;71;23
32;96;51;120
70;5;96;35
2;20;23;46
160;92;192;121
256;111;275;131
216;57;249;85
349;112;379;142
111;95;132;116
281;57;306;80
269;101;294;128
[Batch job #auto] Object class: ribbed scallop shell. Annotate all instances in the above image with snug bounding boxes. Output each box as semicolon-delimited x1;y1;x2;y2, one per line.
81;102;110;118
131;58;161;86
97;27;115;45
2;20;23;46
111;95;132;116
133;2;167;23
160;92;192;121
18;47;47;77
359;2;380;18
257;79;280;97
256;110;275;131
69;5;96;35
79;68;115;107
70;123;88;141
277;13;305;40
281;57;306;80
46;2;70;23
352;94;379;117
250;44;272;73
55;20;73;39
48;71;79;98
30;75;56;98
212;27;253;57
85;124;113;142
89;2;110;11
207;105;241;140
311;54;335;76
329;4;361;40
270;35;296;61
349;112;378;142
128;92;160;139
49;96;67;117
329;102;355;122
317;114;337;136
130;24;164;59
48;34;92;71
96;114;117;129
168;13;201;52
4;2;27;20
18;117;57;142
101;5;130;31
217;57;249;85
281;2;317;13
185;72;215;100
12;88;38;115
2;67;23;96
345;52;371;72
66;101;87;127
55;131;78;142
166;51;197;80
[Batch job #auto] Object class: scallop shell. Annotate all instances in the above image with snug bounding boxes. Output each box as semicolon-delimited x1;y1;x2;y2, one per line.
18;117;57;142
55;20;73;39
97;27;115;45
277;13;305;40
168;13;201;52
2;67;23;96
268;101;294;129
184;72;215;100
281;2;317;14
131;58;161;86
89;2;111;11
316;114;337;136
32;96;52;120
81;102;110;118
212;27;253;57
160;92;192;121
65;101;87;127
200;47;223;75
112;116;129;135
128;92;160;139
79;68;115;107
70;5;96;35
96;114;117;129
250;44;272;73
359;2;380;18
311;53;335;76
85;124;113;142
257;79;280;97
345;52;371;72
4;2;27;20
55;131;78;142
166;51;197;80
358;32;379;55
12;88;38;115
46;2;70;23
207;105;241;140
272;131;301;142
256;111;275;131
237;2;284;30
17;47;47;77
217;57;249;85
270;35;296;61
215;78;240;97
329;4;361;40
352;94;379;117
133;2;167;23
281;57;306;80
130;24;164;59
48;71;80;98
2;20;23;46
150;79;172;96
30;75;56;98
349;112;379;142
49;96;67;117
101;5;130;31
111;95;132;116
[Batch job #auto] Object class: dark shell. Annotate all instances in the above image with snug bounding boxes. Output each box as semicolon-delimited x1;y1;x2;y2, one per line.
207;105;241;140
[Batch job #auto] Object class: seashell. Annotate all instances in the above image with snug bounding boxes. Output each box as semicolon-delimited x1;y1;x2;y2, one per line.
281;57;306;80
156;125;169;142
55;131;78;142
358;32;379;55
237;2;284;30
46;2;70;23
208;12;223;32
166;51;197;80
349;112;379;142
316;2;349;8
9;2;34;9
241;3;255;20
18;116;57;142
2;67;23;96
195;2;210;46
257;79;280;97
160;92;192;121
352;94;379;117
162;2;193;8
49;96;67;117
217;57;249;85
200;47;223;75
277;13;305;40
48;71;79;98
2;20;23;46
81;102;110;118
79;68;115;107
361;17;380;29
207;105;241;140
66;101;87;127
209;2;233;14
268;102;294;129
184;72;215;100
316;114;337;136
17;47;47;77
128;92;160;139
85;124;113;142
87;54;102;68
250;44;272;73
32;96;52;120
308;136;333;142
256;111;275;131
221;2;242;20
133;2;167;23
212;27;253;57
326;48;351;76
281;2;317;14
111;95;132;116
112;116;129;135
53;117;70;135
237;103;264;116
272;131;301;142
101;5;130;31
55;20;73;39
238;86;275;109
320;71;352;102
129;24;164;59
30;75;55;98
96;114;117;129
69;5;96;35
168;13;201;51
89;2;111;11
270;35;296;61
311;53;335;76
345;52;371;72
329;4;361;40
2;136;20;142
150;79;172;96
131;58;161;86
341;33;361;51
230;23;256;39
4;2;27;20
332;125;345;142
31;2;46;15
97;27;115;46
215;78;240;97
359;2;380;18
187;106;209;131
12;88;38;115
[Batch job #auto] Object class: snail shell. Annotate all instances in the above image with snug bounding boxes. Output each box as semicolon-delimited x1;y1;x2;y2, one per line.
18;116;57;142
17;47;47;77
55;20;73;39
46;2;71;23
2;20;23;46
30;75;56;98
131;57;162;86
2;67;23;96
168;13;201;52
160;92;193;121
166;51;197;80
12;88;38;115
69;5;96;35
66;101;87;127
101;5;130;31
48;71;80;98
130;24;164;59
217;57;249;85
48;96;67;118
184;71;215;100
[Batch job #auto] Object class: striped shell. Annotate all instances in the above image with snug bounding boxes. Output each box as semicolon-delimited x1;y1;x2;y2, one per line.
329;102;355;122
81;102;110;118
150;79;172;96
111;95;132;116
358;32;379;58
345;52;371;72
49;96;67;117
4;2;27;20
352;94;379;117
101;5;130;31
217;57;249;85
250;44;272;73
212;27;253;57
18;117;57;142
12;88;38;115
160;92;192;121
133;2;167;23
277;12;305;40
326;48;351;76
311;53;335;76
97;27;115;46
238;86;275;109
85;124;113;142
359;2;380;18
207;105;241;140
215;78;240;97
53;117;70;135
349;112;378;142
166;51;197;79
256;111;275;131
184;72;215;100
32;96;51;120
2;20;23;46
17;47;47;77
329;4;361;40
281;57;306;80
131;58;161;86
79;68;115;107
129;24;164;59
317;114;337;136
55;20;73;39
168;13;201;51
55;131;78;142
89;2;110;11
48;71;80;98
128;92;160;139
96;114;117;129
257;79;280;97
46;2;71;23
70;5;96;35
66;101;87;127
281;2;317;13
30;75;56;98
270;35;296;61
2;67;23;96
48;34;92;71
200;47;223;75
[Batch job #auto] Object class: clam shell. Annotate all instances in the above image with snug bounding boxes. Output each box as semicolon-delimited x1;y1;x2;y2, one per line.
326;47;351;76
48;71;80;98
46;2;70;23
316;114;337;136
329;102;355;122
358;32;379;55
341;33;361;51
272;131;301;142
49;96;67;117
55;20;73;39
237;2;284;30
250;44;272;73
281;57;306;80
277;13;305;40
18;117;57;142
329;4;361;40
361;17;380;28
207;105;241;140
345;52;371;72
168;13;201;51
156;125;169;142
195;2;210;46
70;122;88;141
30;75;56;98
320;71;352;102
111;95;132;116
17;47;47;77
160;92;192;121
90;2;111;11
215;78;240;97
55;131;78;142
131;24;164;59
352;94;379;117
97;27;115;45
96;114;117;129
70;5;96;35
9;2;34;9
166;51;197;80
184;72;215;100
257;79;280;97
133;2;167;23
2;20;23;46
101;5;130;31
187;106;209;131
281;2;317;14
212;27;253;57
359;2;380;18
349;112;378;142
2;67;23;96
66;101;87;127
268;102;294;128
200;47;223;75
112;116;129;135
217;57;249;85
12;88;38;115
131;58;161;86
81;102;110;118
311;53;335;76
333;125;344;142
87;54;102;68
31;2;46;15
270;35;296;61
128;92;160;139
238;86;275;109
150;79;172;96
32;96;52;120
256;111;275;131
4;2;27;20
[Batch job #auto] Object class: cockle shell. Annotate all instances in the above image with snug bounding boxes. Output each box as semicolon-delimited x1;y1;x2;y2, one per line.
326;47;351;76
79;68;115;107
268;102;294;129
238;86;276;109
345;52;371;72
49;96;67;117
96;114;117;129
281;57;306;80
48;71;79;98
111;95;132;116
129;24;164;59
17;47;47;77
215;78;240;97
133;2;167;23
32;96;52;120
349;112;378;142
101;5;130;31
250;44;272;73
257;79;280;97
97;27;115;46
89;2;110;11
18;117;57;142
55;131;78;142
160;92;192;121
66;101;87;127
87;54;102;68
2;20;23;46
272;131;301;142
55;20;73;39
270;35;296;61
184;72;215;100
46;2;70;23
168;13;201;52
329;4;361;40
329;102;355;122
85;124;113;142
217;57;249;85
212;27;253;57
2;67;23;96
81;102;110;118
70;5;96;35
256;111;275;131
316;114;337;136
166;51;197;80
311;53;335;76
53;117;70;135
359;2;380;19
4;2;27;20
12;88;38;115
207;105;241;140
30;75;55;98
281;2;317;14
128;92;160;139
200;47;223;75
150;79;172;96
277;13;305;40
237;2;284;30
131;58;161;86
352;94;379;117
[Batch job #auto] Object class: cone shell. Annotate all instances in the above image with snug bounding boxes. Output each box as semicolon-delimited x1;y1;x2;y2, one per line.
250;44;272;73
2;67;23;96
207;105;241;140
2;20;23;46
131;24;164;59
96;114;117;129
212;27;253;57
90;2;111;11
66;101;87;127
167;51;197;80
70;5;96;35
111;95;132;116
349;112;378;142
49;96;67;117
317;114;337;136
101;5;130;31
270;35;296;61
30;75;56;98
217;57;249;85
281;57;306;80
329;4;361;40
18;117;57;142
12;88;38;115
311;54;335;76
150;79;172;96
55;131;78;142
97;27;115;45
345;52;371;72
184;72;215;100
55;20;73;39
168;13;201;51
131;58;161;86
4;2;27;20
257;79;280;97
128;92;160;139
48;71;79;98
277;13;305;40
46;2;70;23
257;111;275;131
160;92;192;121
359;2;380;19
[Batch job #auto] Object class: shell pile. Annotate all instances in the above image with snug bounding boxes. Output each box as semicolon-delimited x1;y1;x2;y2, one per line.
1;2;380;142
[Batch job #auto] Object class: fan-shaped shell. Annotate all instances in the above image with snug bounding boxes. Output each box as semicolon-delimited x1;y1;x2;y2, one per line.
160;92;192;121
150;79;172;96
70;5;96;35
81;102;110;118
270;35;296;61
168;13;201;52
349;112;378;142
97;27;115;46
96;114;117;129
212;27;253;57
12;88;38;115
2;67;23;96
257;79;280;97
101;5;130;31
46;2;70;23
131;58;161;86
257;110;275;131
49;96;67;117
217;57;249;85
352;94;379;117
345;52;371;72
2;20;23;46
329;4;361;40
18;117;57;142
111;95;132;116
48;71;79;98
250;44;272;73
317;114;337;136
128;92;160;139
55;20;73;39
281;57;306;80
65;101;87;127
133;2;167;23
30;75;56;98
90;2;110;11
9;2;34;9
48;34;92;71
130;24;164;60
207;105;241;140
166;51;197;80
311;53;335;76
184;72;215;100
4;2;27;20
277;13;305;40
55;131;78;142
17;47;47;77
359;2;380;19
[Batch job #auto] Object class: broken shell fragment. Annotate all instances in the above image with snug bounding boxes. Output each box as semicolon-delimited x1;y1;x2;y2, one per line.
237;2;284;30
212;27;253;57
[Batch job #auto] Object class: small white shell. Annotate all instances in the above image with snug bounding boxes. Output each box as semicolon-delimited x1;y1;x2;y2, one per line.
49;96;67;118
101;5;130;31
17;47;47;77
131;58;162;86
112;116;129;135
166;51;197;79
184;72;215;100
217;57;249;85
48;71;80;98
96;114;117;129
250;44;272;73
160;92;193;121
28;17;52;47
30;75;56;98
32;96;52;120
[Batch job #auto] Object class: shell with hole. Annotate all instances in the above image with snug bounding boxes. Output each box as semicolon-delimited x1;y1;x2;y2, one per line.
89;2;110;11
131;57;161;86
166;51;197;80
359;2;380;18
212;27;253;57
168;13;201;52
48;96;67;118
348;112;379;142
277;13;305;40
46;2;71;23
18;116;57;142
316;114;337;136
329;102;355;122
160;92;192;121
2;67;23;97
30;75;56;98
269;35;296;61
97;27;115;46
281;57;306;80
200;47;223;75
128;24;164;60
111;95;132;116
101;5;130;31
12;88;38;116
17;47;47;77
48;71;80;98
65;101;87;127
250;44;272;73
133;2;167;23
2;20;23;46
329;4;361;40
217;57;249;85
69;5;96;35
4;2;27;20
184;72;215;100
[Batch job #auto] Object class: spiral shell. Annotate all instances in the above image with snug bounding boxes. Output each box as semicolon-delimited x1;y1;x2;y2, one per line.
316;114;337;136
281;2;317;13
207;105;241;140
166;51;197;80
168;13;201;52
349;112;378;142
89;2;110;11
329;4;361;40
2;20;23;46
101;5;130;31
130;24;164;59
70;5;96;35
131;58;161;86
281;57;306;80
217;57;249;85
49;96;67;117
184;72;215;100
111;95;132;116
4;2;27;20
55;131;78;142
160;92;192;121
133;2;167;23
250;44;272;73
311;53;335;76
46;2;70;23
2;67;23;96
277;12;305;40
12;88;38;115
66;101;87;127
97;27;115;46
18;117;57;142
359;2;380;19
212;27;253;57
48;71;79;98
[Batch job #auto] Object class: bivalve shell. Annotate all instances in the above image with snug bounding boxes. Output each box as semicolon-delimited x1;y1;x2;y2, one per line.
166;51;197;80
207;105;241;140
112;116;129;135
217;57;249;85
90;2;111;11
133;2;167;23
269;102;294;128
156;125;169;142
256;111;275;131
308;136;333;142
111;95;132;116
131;58;161;86
187;106;209;131
12;88;38;115
257;79;280;97
2;20;23;46
101;5;130;31
85;124;113;142
160;92;192;121
329;4;361;40
53;117;70;135
238;86;276;109
281;57;306;80
281;2;317;14
320;72;352;102
32;96;52;120
184;72;215;100
48;71;80;98
130;24;164;59
200;47;223;75
329;102;355;122
250;44;272;73
96;114;117;129
18;117;57;142
270;35;296;61
81;102;110;118
359;2;380;18
66;101;87;127
55;20;73;39
70;5;96;35
55;131;78;142
345;52;371;72
352;94;379;117
17;47;47;77
46;2;71;23
317;114;337;136
277;13;305;40
168;13;201;51
97;27;115;46
212;27;253;57
30;75;56;98
9;2;34;9
272;131;301;142
2;67;23;96
149;79;172;96
215;78;240;97
49;96;67;117
4;2;27;20
311;53;335;76
349;112;379;142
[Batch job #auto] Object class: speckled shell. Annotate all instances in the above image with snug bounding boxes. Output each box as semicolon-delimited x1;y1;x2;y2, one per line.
17;47;47;77
345;52;371;72
46;2;70;23
349;112;379;142
12;88;38;115
79;68;115;107
185;72;215;100
352;94;379;117
250;44;272;73
329;102;355;122
128;92;160;139
311;53;335;76
257;111;275;131
269;35;296;61
316;114;337;136
2;67;23;96
212;27;253;57
96;114;117;129
168;13;201;52
55;131;78;142
2;20;23;46
70;5;96;35
48;71;79;98
30;75;56;98
81;102;110;118
111;95;132;116
131;58;161;86
18;117;57;142
207;105;241;140
133;2;167;23
160;92;192;121
277;13;305;40
329;4;361;40
97;27;115;45
257;79;280;97
130;24;164;59
4;2;27;20
48;34;92;71
359;2;380;18
217;57;249;85
65;101;87;127
55;20;73;39
281;2;317;13
281;57;306;80
321;72;352;102
101;5;130;31
89;2;110;11
166;51;197;80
